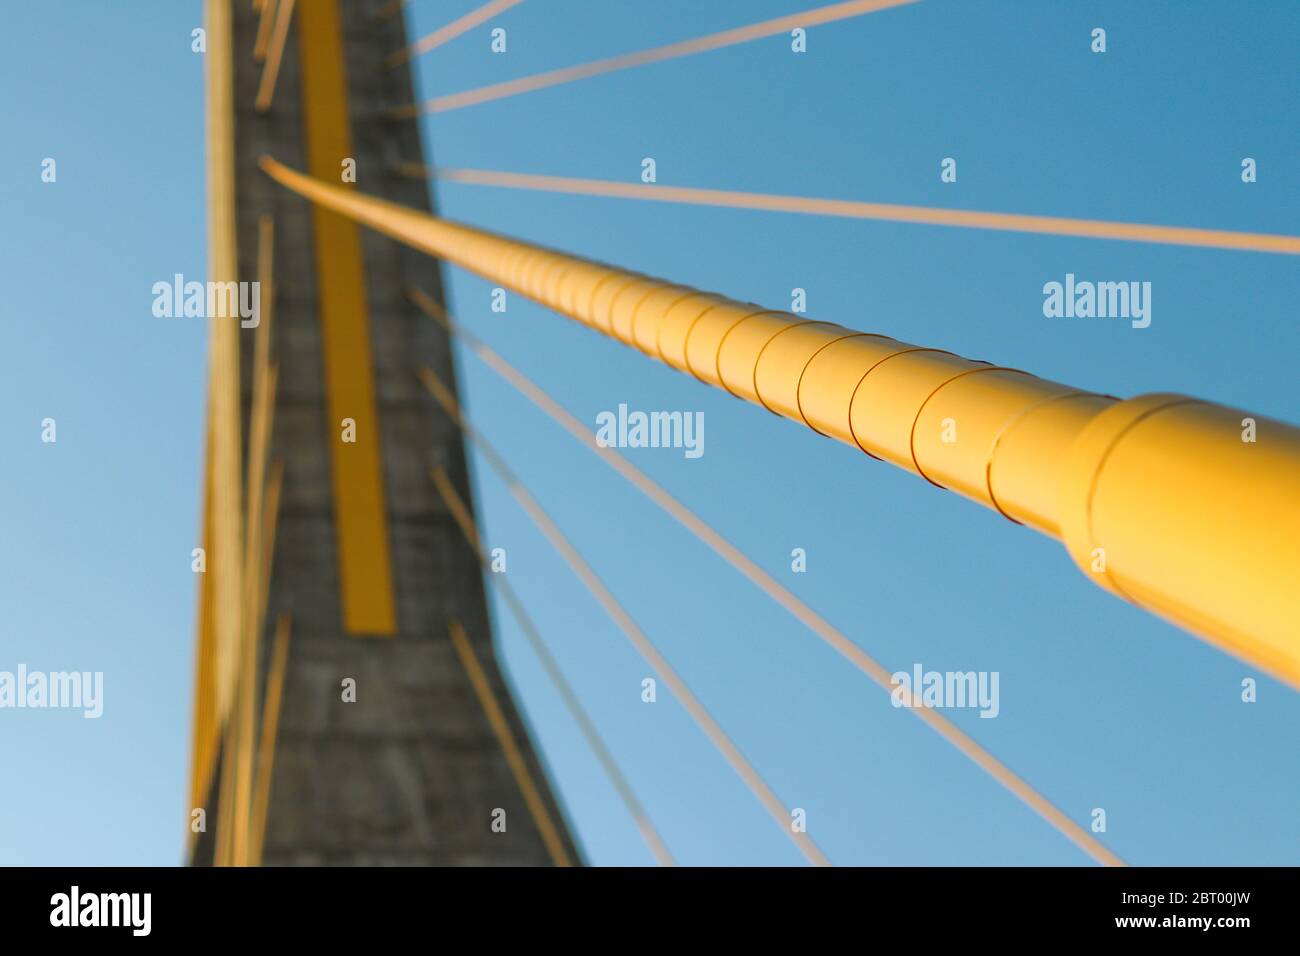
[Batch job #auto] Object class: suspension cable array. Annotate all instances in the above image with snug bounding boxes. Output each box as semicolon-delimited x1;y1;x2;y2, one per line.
420;364;830;866
426;458;676;866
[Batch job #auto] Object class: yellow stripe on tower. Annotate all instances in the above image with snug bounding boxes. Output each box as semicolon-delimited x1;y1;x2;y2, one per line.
297;0;396;635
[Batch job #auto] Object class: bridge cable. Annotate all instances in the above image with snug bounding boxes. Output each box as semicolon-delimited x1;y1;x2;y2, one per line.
448;619;575;867
388;0;528;67
248;610;293;867
412;290;1127;868
253;0;277;61
259;155;1300;694
387;0;918;117
418;166;1300;258
254;0;296;113
259;156;1135;865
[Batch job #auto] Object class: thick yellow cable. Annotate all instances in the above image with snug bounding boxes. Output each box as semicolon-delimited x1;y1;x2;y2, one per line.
422;372;829;866
259;156;1300;692
415;296;1124;867
187;415;218;857
205;0;245;868
429;462;675;866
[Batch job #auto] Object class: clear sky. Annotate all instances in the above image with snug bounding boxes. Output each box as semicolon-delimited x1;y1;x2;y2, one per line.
2;0;1298;866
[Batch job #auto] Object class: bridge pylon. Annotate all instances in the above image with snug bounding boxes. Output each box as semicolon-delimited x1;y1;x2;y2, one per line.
188;0;579;867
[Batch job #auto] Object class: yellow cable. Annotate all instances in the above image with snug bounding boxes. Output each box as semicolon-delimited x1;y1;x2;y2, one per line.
252;0;277;61
249;612;293;866
415;298;1125;868
259;156;1300;691
254;0;295;113
448;621;573;867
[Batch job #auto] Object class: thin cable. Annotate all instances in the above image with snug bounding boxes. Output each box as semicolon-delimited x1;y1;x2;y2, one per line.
429;461;675;866
254;0;296;113
388;0;526;67
448;620;573;867
421;366;830;866
427;167;1300;258
412;290;1126;868
388;0;919;116
249;611;292;867
253;0;278;61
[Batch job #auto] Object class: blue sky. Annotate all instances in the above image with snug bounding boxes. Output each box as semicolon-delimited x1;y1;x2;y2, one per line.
2;0;1298;866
